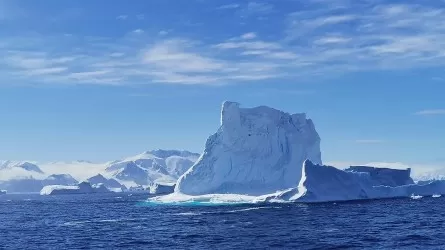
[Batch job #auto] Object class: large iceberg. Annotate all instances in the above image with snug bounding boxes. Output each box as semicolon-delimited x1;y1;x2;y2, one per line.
40;182;112;195
150;101;445;205
175;101;322;196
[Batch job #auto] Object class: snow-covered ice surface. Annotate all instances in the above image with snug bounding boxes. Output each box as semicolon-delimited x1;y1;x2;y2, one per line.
175;101;321;196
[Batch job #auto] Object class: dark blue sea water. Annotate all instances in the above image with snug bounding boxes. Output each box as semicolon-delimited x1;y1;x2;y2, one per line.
1;193;445;250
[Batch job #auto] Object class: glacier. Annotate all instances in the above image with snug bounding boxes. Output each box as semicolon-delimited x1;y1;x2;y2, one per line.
175;101;322;196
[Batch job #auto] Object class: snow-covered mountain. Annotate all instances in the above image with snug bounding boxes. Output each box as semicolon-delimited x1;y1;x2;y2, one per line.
175;101;322;196
105;150;200;187
0;161;44;174
0;149;199;193
44;174;78;186
0;161;45;181
86;174;126;190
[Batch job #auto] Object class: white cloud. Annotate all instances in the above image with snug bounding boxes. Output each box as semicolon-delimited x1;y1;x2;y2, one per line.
214;40;280;50
241;32;257;40
116;15;127;20
143;39;226;73
26;67;67;75
132;29;144;34
217;4;240;10
414;109;445;116
314;36;351;45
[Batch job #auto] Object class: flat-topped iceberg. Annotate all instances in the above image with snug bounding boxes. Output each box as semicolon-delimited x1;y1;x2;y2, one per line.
175;101;322;196
40;182;112;195
149;182;175;195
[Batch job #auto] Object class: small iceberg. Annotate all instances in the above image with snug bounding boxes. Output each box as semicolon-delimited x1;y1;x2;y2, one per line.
432;194;442;198
410;194;423;200
0;190;6;195
40;182;112;195
149;182;175;195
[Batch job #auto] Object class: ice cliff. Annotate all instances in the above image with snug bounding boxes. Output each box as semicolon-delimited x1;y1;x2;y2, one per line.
175;101;322;195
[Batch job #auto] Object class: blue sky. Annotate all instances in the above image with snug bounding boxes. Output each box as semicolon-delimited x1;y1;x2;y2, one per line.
0;0;444;170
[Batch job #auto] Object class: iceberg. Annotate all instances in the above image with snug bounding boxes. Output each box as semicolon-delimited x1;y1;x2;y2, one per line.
272;160;445;203
0;190;6;195
149;102;445;205
175;101;322;196
149;182;175;195
40;182;112;195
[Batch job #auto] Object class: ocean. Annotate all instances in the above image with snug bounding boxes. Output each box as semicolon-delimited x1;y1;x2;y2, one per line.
1;193;444;249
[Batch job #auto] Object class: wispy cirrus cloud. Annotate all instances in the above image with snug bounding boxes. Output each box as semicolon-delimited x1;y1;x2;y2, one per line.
414;109;445;116
116;15;127;20
217;4;240;10
2;1;445;86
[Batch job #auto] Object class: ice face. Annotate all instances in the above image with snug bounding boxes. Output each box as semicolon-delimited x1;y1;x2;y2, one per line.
175;101;322;196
